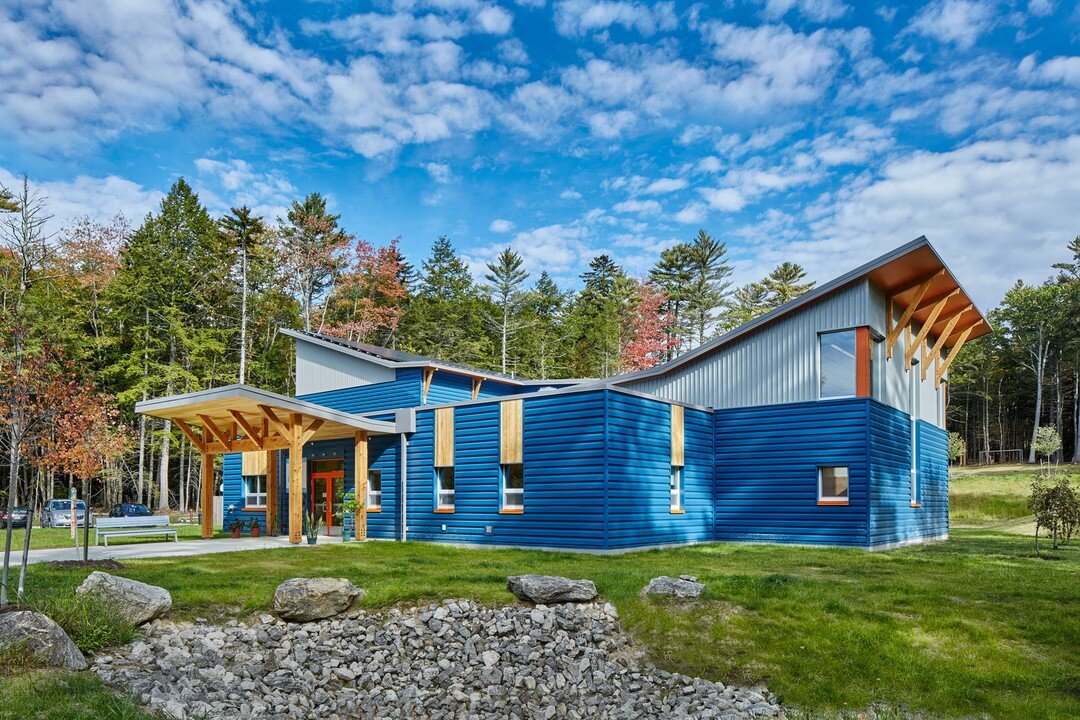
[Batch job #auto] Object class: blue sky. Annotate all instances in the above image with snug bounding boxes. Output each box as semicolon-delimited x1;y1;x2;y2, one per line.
1;0;1077;309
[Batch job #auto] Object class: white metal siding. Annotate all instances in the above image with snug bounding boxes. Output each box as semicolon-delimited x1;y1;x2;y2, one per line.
623;282;870;409
295;341;396;396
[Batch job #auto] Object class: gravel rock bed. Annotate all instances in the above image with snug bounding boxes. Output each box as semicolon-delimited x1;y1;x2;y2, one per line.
92;600;785;720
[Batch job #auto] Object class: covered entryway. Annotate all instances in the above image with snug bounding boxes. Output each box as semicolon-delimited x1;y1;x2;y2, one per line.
135;384;396;543
310;459;345;536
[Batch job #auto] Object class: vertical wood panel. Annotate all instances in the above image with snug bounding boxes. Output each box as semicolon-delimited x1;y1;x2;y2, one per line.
856;326;871;398
670;404;684;467
288;413;303;543
265;449;277;535
355;430;368;541
200;452;214;539
500;399;523;464
435;407;454;467
241;451;267;476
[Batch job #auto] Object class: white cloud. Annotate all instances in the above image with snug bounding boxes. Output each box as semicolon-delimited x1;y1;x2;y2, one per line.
496;38;529;65
560;189;583;199
673;202;708;224
1027;0;1055;17
489;218;515;232
643;177;688;194
0;167;163;232
907;0;996;50
508;223;593;274
699;187;747;211
193;157;297;219
424;162;453;183
476;5;514;34
808;135;1080;308
613;198;661;214
754;0;849;23
586;109;636;138
1020;54;1080;86
553;0;677;37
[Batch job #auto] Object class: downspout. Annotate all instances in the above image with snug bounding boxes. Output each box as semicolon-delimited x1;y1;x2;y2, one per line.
399;433;408;542
602;390;609;551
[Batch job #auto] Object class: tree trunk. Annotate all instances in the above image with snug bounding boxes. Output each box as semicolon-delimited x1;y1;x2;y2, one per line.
1;433;22;606
240;246;248;384
17;475;37;598
1072;371;1079;463
1028;332;1047;463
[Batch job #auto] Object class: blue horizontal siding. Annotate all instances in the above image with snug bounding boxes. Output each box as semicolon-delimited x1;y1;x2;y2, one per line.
425;370;522;404
406;391;607;548
714;399;870;546
605;393;714;549
297;368;421;414
868;406;949;547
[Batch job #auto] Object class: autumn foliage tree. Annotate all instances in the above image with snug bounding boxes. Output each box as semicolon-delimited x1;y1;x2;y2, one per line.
620;280;673;373
322;238;406;345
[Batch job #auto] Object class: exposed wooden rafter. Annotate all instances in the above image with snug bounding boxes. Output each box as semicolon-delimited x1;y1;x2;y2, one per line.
199;414;234;450
905;289;960;366
471;376;483;400
258;404;291;437
422;368;435;404
173;418;205;452
922;304;972;380
301;418;325;445
935;326;974;386
229;410;264;448
886;269;944;359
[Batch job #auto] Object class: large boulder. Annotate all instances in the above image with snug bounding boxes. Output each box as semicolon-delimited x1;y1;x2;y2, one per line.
273;578;364;622
77;571;172;626
506;575;597;604
644;575;705;599
0;610;87;670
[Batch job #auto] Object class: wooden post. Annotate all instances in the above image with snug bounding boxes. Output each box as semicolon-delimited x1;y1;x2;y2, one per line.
288;412;303;544
265;449;277;536
355;430;368;541
200;452;214;539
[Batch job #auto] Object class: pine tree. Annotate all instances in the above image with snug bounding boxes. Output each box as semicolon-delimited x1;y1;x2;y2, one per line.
725;281;771;329
649;243;693;359
1052;235;1080;282
420;236;475;299
518;272;568;379
482;248;530;374
685;230;732;346
569;255;631;377
278;193;351;331
219;206;268;384
762;262;815;308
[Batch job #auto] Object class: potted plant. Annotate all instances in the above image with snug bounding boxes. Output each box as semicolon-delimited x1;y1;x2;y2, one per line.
304;511;323;545
248;518;261;538
341;495;364;542
228;517;245;539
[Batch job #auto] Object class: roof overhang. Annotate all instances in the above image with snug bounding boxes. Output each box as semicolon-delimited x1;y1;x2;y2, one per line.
613;236;990;385
135;384;396;455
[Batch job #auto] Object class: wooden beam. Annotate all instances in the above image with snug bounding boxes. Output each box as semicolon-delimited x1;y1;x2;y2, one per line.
922;305;971;380
174;418;205;452
205;436;290;454
905;293;954;366
200;452;215;539
944;316;986;346
258;404;291;437
422;368;435;404
355;430;368;542
890;268;947;298
886;270;943;359
471;377;483;400
911;287;960;314
855;327;871;397
935;326;974;386
229;410;264;448
288;412;303;544
265;449;278;536
300;417;325;445
199;414;233;450
670;404;684;467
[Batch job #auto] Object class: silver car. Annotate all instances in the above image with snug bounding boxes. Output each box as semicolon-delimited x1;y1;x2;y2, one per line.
41;499;90;528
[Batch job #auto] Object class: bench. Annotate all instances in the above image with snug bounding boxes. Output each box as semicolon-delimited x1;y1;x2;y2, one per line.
95;515;178;546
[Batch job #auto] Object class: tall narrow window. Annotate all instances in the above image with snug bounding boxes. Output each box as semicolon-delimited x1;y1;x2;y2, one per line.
501;464;524;512
436;467;455;511
244;475;266;508
818;466;849;505
819;330;857;398
670;466;684;513
367;469;382;511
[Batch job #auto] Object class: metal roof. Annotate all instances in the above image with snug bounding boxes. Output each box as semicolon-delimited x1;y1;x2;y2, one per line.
611;236;990;385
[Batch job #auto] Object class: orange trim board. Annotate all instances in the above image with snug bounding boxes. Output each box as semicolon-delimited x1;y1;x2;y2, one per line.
669;508;685;515
434;507;455;514
855;326;871;397
817;499;849;506
499;508;524;515
368;507;382;513
242;506;266;512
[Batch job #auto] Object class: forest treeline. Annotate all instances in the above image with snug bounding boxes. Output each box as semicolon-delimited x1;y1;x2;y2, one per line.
0;176;812;511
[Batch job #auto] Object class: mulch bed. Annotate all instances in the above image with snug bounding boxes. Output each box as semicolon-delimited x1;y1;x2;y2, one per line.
44;559;127;571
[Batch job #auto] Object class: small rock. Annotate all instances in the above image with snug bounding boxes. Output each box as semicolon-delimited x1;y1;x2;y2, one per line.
506;575;598;604
643;576;705;599
0;610;87;670
76;571;172;626
273;578;365;622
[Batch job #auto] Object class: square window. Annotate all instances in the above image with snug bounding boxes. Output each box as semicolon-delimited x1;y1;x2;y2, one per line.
670;466;684;512
819;330;857;398
244;475;266;507
436;467;455;510
501;464;524;510
367;469;382;510
818;466;849;503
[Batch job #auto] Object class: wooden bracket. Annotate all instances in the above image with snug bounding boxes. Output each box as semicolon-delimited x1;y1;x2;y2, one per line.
923;305;971;380
229;410;264;448
886;269;944;359
935;326;974;386
174;418;205;452
258;404;291;437
471;377;483;400
300;418;325;445
905;290;959;367
198;414;233;451
422;368;435;404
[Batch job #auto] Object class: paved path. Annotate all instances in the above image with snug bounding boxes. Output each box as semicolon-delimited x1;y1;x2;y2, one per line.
22;535;302;565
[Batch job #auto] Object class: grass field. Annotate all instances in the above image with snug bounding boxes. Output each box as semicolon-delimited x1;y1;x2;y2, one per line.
1;523;225;550
949;464;1039;528
3;465;1078;720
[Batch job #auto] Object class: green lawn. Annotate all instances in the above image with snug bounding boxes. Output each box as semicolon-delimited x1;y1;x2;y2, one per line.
2;523;224;550
9;529;1079;720
949;464;1041;527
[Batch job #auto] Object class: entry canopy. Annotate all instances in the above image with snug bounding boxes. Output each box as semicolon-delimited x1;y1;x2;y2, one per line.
135;384;396;455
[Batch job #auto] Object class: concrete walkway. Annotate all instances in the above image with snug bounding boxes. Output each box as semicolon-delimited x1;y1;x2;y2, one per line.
23;535;305;565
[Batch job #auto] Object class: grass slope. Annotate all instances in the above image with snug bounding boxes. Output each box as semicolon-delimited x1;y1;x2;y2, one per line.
17;529;1080;720
949;464;1038;527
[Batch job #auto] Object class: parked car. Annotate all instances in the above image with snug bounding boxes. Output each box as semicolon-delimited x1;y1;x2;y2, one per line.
41;499;90;528
1;506;28;528
108;503;153;518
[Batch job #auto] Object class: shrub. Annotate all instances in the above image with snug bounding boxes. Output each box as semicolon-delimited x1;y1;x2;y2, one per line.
1030;471;1080;554
1033;426;1062;462
947;432;965;465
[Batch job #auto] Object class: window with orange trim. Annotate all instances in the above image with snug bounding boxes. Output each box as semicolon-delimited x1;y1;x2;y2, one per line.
501;463;523;512
818;466;849;505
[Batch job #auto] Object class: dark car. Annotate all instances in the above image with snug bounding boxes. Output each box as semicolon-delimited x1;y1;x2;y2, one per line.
1;506;28;528
108;503;153;518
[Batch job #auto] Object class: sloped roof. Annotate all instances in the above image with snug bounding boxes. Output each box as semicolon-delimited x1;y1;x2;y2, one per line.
611;236;990;385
